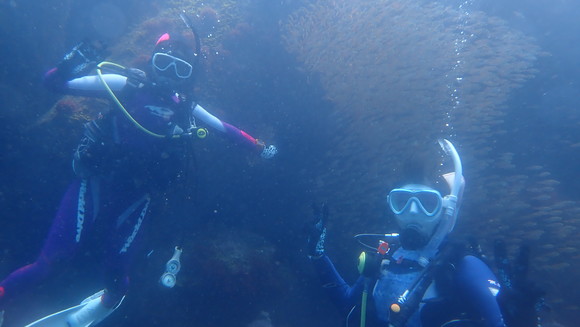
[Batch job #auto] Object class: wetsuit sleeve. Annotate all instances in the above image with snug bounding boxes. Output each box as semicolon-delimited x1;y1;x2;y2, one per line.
455;255;507;327
44;67;128;96
312;254;366;314
192;104;265;152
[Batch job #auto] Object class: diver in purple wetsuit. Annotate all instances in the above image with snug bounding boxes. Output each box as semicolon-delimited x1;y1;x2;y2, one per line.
0;21;277;327
306;140;511;327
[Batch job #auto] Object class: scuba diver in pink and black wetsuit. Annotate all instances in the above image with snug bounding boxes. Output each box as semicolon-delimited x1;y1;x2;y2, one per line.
0;15;277;327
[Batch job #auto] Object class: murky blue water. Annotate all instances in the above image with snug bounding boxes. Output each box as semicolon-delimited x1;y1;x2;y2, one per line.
1;0;578;326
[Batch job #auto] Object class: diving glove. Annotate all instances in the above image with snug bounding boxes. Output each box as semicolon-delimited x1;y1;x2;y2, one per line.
261;145;278;159
57;39;109;80
307;202;328;258
494;241;546;327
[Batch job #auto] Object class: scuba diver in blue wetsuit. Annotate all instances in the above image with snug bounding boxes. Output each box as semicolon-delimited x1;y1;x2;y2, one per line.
307;140;509;327
0;13;277;327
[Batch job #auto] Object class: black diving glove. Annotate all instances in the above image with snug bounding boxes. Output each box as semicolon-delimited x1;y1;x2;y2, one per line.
494;240;546;327
56;39;109;80
306;202;328;259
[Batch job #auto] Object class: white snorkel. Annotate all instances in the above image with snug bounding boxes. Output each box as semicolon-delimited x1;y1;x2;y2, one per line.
438;138;464;234
415;139;465;267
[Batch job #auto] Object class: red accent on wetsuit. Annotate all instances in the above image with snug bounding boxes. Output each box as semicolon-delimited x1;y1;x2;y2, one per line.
240;130;257;144
0;285;5;298
155;33;171;46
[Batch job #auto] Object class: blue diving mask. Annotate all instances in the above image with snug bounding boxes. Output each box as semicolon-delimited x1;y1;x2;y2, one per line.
388;188;443;217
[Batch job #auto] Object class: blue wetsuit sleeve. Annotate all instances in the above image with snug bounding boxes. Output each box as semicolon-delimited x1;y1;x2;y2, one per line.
312;254;366;314
455;255;507;327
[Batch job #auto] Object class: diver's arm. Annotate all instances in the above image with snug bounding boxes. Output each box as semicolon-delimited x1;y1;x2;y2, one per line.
66;74;127;93
312;255;365;314
192;104;277;158
455;255;507;327
44;67;128;96
43;39;128;96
